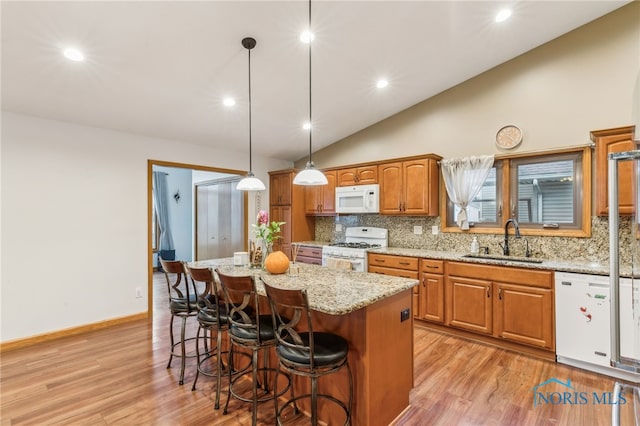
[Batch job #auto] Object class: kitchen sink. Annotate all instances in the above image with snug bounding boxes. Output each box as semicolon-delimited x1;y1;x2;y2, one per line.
462;253;544;264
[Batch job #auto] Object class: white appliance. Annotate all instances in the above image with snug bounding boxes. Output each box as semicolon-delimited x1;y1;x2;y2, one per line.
335;184;380;214
608;150;640;425
322;227;388;272
555;271;638;383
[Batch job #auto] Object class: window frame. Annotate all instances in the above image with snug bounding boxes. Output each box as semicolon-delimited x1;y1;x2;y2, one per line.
441;146;591;237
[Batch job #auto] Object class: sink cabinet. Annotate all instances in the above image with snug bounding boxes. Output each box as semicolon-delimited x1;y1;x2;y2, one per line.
446;275;492;334
419;259;445;323
446;261;554;352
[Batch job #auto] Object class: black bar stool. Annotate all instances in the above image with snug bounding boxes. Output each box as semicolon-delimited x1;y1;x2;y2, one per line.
185;265;229;409
159;258;199;386
263;279;353;426
216;269;291;425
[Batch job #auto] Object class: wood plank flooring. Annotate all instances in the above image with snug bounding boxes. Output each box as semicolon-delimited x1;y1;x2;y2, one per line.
1;273;636;425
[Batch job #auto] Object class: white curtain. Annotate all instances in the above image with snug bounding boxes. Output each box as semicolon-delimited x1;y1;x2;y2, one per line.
440;155;494;230
153;171;175;253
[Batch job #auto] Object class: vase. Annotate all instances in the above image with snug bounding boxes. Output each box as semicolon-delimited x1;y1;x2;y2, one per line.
262;242;273;270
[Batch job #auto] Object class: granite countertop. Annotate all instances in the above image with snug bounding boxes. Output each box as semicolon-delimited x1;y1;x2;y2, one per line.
190;257;418;315
373;247;632;277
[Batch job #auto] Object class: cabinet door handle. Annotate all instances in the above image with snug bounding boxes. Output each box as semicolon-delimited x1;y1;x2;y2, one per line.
425;265;438;269
422;278;426;287
399;261;410;265
498;288;503;300
486;286;491;298
375;259;385;263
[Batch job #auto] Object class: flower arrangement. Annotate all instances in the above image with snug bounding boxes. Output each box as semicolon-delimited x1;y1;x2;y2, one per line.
252;210;285;246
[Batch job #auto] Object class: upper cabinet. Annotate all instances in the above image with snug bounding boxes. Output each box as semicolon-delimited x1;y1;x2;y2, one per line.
268;170;315;259
270;171;292;206
304;170;337;216
592;125;636;216
379;156;440;216
337;166;378;186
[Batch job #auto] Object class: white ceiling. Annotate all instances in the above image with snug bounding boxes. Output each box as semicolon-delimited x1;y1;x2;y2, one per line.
1;1;631;162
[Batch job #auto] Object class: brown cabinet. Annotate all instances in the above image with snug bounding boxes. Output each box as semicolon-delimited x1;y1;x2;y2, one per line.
270;172;292;206
378;156;440;216
592;125;636;215
295;245;323;265
269;170;315;260
368;253;419;317
494;283;554;349
304;171;336;215
446;275;493;335
337;166;378;186
445;261;554;351
419;259;445;323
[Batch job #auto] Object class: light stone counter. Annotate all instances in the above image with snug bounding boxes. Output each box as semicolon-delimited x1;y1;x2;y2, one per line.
190;257;418;315
372;247;633;277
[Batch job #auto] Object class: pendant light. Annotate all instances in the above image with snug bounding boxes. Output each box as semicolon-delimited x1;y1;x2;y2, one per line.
237;37;266;191
293;0;328;186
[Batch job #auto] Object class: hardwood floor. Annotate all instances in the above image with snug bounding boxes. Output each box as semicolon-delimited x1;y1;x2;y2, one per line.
1;273;636;425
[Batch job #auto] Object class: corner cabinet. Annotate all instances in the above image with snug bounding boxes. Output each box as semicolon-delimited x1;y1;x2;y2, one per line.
592;125;636;216
378;156;440;216
304;170;336;215
269;170;315;259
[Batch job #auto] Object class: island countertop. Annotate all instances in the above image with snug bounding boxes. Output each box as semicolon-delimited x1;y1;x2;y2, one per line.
190;258;419;316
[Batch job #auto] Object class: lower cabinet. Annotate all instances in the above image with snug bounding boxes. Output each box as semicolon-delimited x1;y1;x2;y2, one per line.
494;282;554;349
295;245;323;265
419;259;444;323
368;253;419;317
446;261;554;351
446;276;492;334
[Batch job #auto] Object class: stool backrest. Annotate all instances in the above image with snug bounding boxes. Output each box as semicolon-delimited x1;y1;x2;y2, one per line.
215;269;264;344
160;258;198;313
262;280;317;369
185;265;222;317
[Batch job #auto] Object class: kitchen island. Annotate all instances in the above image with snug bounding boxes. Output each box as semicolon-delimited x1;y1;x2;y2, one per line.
191;258;418;426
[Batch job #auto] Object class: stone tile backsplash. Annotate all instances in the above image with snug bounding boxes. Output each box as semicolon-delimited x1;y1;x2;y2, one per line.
316;215;634;265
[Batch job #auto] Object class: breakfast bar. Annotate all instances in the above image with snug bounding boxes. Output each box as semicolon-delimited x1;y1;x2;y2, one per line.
192;258;418;426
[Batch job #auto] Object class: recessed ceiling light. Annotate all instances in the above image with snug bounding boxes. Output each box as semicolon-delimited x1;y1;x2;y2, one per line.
495;9;512;23
376;79;389;89
63;47;85;62
223;97;236;107
300;30;315;44
303;122;311;130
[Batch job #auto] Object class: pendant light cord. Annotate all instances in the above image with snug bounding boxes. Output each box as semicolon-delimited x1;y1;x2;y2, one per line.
308;0;313;164
248;44;253;173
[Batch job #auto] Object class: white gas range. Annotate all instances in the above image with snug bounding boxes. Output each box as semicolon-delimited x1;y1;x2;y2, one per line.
322;227;388;272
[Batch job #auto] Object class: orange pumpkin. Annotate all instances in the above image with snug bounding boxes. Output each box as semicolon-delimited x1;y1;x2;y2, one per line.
264;250;290;274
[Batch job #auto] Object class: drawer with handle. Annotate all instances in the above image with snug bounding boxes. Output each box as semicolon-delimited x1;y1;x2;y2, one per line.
368;253;419;271
421;259;444;274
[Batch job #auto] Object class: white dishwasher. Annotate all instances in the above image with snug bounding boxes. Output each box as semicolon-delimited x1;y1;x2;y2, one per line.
555;271;638;382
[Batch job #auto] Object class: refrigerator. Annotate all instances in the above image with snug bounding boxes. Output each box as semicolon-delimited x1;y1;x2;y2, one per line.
609;150;640;425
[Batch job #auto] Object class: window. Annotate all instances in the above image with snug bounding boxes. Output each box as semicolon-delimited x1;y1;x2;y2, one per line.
447;165;502;227
443;147;591;237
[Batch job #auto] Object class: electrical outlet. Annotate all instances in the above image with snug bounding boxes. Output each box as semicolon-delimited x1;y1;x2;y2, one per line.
431;225;439;235
135;287;142;298
335;223;343;232
400;308;410;322
413;225;422;235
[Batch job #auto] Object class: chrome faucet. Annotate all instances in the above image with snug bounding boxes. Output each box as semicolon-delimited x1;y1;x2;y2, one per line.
500;218;521;256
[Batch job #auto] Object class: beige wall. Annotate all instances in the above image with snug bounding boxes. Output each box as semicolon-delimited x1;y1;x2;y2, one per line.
299;2;639;169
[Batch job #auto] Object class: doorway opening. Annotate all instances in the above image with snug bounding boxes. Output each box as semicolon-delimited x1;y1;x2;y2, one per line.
147;159;248;315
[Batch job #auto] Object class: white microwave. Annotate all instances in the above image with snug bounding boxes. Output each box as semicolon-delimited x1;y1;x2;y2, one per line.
335;184;380;214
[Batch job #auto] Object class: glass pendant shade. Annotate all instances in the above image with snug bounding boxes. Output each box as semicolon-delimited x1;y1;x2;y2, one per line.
293;161;328;185
237;172;266;191
237;36;265;192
